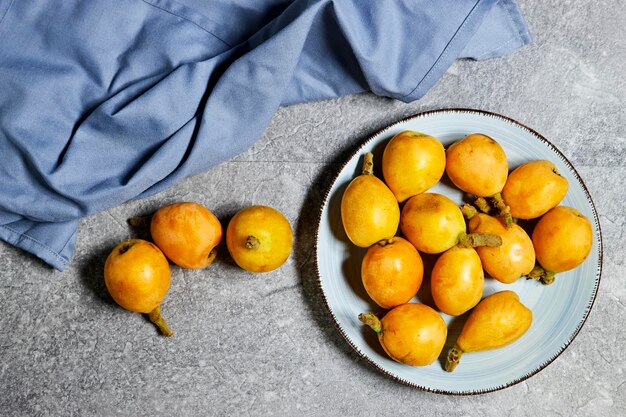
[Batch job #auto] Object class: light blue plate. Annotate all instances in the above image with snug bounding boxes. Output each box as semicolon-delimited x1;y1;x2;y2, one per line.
315;109;602;394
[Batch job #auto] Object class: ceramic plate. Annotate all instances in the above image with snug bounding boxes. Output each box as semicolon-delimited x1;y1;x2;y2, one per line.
315;109;602;395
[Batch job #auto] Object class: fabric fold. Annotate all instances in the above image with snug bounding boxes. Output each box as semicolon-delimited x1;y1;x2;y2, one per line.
0;0;531;270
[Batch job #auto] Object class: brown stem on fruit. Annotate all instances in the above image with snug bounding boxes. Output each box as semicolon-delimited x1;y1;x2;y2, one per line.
457;232;502;248
358;313;382;334
445;344;464;372
475;197;492;214
461;204;478;220
376;238;395;247
362;152;374;176
147;305;173;337
491;192;513;228
128;215;151;227
245;236;261;250
527;264;556;285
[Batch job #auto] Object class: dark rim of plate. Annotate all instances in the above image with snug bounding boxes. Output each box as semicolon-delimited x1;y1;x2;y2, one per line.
313;108;603;396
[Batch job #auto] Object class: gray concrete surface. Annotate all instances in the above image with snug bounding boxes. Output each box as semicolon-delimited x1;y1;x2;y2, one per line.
1;1;625;416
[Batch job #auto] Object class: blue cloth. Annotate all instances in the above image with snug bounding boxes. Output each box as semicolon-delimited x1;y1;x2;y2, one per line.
0;0;531;270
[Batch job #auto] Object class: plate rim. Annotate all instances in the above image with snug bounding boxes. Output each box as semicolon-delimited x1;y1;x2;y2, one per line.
313;107;604;395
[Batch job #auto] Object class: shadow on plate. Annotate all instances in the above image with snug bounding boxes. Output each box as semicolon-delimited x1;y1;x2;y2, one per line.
437;313;468;371
294;144;399;381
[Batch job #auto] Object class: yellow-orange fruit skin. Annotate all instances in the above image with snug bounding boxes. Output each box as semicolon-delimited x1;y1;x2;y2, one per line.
226;205;293;273
457;291;532;353
468;213;535;283
104;239;171;313
379;303;447;366
382;131;446;202
151;202;223;269
431;247;484;316
341;175;400;247
361;237;423;309
502;160;569;219
400;193;465;254
532;206;593;273
445;133;508;197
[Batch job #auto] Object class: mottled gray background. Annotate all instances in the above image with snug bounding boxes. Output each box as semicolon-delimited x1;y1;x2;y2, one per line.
1;1;625;416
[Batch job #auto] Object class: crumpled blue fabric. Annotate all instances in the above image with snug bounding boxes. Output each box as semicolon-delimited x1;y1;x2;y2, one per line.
0;0;531;270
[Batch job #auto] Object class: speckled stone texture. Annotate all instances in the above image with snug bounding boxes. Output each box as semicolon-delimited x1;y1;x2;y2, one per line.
1;1;625;415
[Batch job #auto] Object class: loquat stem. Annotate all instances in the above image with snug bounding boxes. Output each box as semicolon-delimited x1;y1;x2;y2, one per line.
527;264;556;285
358;313;382;334
457;232;502;248
245;236;261;250
461;204;478;219
445;344;464;372
376;238;396;247
475;197;492;214
362;152;374;176
147;305;174;337
491;192;513;228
